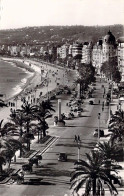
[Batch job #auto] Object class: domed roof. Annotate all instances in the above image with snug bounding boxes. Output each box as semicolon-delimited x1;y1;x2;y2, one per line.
104;30;115;44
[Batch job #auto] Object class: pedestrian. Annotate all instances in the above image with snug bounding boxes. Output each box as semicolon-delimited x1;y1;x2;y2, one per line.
78;135;81;142
102;107;104;111
74;135;77;142
103;94;104;98
98;100;100;104
102;101;104;107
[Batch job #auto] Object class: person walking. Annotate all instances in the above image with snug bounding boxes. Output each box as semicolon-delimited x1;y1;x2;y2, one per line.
74;135;77;142
78;135;81;142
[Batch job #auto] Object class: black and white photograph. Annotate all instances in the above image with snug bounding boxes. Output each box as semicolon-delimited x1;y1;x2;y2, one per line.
0;0;124;195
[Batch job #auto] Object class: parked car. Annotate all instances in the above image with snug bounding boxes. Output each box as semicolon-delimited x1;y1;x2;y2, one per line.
58;153;67;161
93;129;104;137
77;111;81;117
89;100;94;105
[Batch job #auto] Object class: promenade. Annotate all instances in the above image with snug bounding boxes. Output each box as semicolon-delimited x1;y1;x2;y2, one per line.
0;60;124;196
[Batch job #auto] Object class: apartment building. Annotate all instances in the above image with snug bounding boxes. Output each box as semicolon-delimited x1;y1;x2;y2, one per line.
71;43;83;58
57;44;69;59
117;37;124;81
92;31;117;73
81;42;92;64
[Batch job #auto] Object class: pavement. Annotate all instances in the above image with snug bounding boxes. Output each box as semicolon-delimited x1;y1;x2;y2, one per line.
0;58;77;185
0;135;56;184
0;60;124;195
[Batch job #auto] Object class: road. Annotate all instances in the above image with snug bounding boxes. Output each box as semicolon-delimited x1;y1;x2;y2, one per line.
0;76;110;196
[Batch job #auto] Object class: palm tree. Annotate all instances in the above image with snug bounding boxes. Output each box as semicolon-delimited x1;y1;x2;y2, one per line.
97;141;120;162
33;101;54;138
0;138;22;169
70;150;121;196
10;110;25;137
17;102;38;133
40;100;55;113
34;109;50;138
0;119;16;137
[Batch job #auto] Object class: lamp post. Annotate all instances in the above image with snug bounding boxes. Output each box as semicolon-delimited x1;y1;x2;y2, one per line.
75;135;81;162
119;102;122;111
98;113;101;144
46;71;49;100
34;89;37;104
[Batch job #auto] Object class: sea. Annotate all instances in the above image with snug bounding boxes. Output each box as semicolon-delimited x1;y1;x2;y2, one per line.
0;59;34;100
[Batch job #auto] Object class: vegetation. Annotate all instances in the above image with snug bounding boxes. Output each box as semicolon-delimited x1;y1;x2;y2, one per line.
0;25;123;45
75;63;95;97
101;57;121;83
70;151;121;196
0;138;22;172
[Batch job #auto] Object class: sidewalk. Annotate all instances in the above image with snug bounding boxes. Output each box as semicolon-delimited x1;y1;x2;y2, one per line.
0;135;56;184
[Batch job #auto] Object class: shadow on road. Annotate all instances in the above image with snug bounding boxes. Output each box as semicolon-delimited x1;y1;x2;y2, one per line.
35;168;71;177
23;181;56;186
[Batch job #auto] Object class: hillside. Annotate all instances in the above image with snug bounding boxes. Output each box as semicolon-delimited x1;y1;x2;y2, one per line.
0;25;124;45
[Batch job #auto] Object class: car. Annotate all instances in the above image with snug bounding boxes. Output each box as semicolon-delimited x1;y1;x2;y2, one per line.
89;100;94;105
78;107;83;112
77;111;81;117
111;165;122;170
58;153;67;161
93;129;104;137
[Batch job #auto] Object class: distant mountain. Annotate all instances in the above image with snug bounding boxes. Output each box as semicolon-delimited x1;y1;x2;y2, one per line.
0;25;123;45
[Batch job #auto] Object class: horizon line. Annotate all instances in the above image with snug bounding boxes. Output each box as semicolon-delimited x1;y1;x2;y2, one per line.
0;23;124;31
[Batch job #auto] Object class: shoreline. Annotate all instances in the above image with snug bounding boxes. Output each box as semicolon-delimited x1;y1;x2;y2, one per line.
0;58;42;103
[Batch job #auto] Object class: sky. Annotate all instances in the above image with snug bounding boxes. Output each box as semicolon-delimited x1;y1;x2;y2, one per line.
0;0;124;29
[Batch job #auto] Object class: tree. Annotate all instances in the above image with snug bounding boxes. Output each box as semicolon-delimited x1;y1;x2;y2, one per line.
10;109;25;137
33;100;54;138
101;57;121;83
97;141;120;162
70;150;121;196
17;102;38;133
0;119;16;137
0;138;22;169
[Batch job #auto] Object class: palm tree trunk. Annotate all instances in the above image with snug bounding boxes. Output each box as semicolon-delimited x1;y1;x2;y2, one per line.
19;146;22;158
93;178;96;196
27;121;29;133
42;128;46;137
7;159;11;170
20;127;23;137
38;129;40;143
0;164;3;173
27;140;30;151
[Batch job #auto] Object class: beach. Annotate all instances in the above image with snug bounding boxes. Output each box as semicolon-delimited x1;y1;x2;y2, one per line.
0;58;43;101
0;57;77;123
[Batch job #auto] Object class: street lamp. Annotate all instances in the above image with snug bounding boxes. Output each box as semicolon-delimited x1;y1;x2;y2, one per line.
119;102;122;111
98;113;101;143
75;135;81;162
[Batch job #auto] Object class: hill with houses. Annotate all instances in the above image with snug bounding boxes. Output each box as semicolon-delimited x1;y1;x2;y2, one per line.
0;24;124;46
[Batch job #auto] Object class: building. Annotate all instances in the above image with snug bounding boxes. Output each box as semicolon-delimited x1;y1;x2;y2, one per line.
117;37;124;81
71;43;83;59
81;42;93;64
92;40;103;72
57;44;69;59
92;30;117;73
